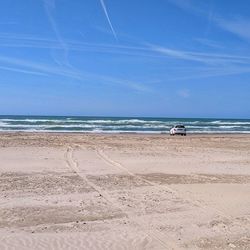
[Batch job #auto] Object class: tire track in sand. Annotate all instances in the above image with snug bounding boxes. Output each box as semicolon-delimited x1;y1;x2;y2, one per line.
65;145;183;250
96;148;177;193
64;146;127;215
95;147;234;221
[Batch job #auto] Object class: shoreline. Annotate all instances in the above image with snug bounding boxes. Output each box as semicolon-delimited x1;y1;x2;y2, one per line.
1;131;250;136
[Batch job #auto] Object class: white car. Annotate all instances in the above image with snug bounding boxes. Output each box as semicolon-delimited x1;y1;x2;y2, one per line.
170;125;186;136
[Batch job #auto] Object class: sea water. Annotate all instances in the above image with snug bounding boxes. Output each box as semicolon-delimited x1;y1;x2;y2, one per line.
0;116;250;133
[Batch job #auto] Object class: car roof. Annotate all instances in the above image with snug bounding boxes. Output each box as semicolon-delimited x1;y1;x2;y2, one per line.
174;125;185;128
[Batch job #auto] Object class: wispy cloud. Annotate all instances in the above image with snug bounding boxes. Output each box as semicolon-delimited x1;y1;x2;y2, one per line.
2;31;250;64
99;0;118;40
0;55;150;92
177;89;190;98
4;33;250;66
150;45;205;63
2;32;250;71
148;44;250;65
164;65;250;81
167;0;191;11
0;65;48;76
0;33;166;59
215;17;250;41
43;0;70;66
167;0;204;16
194;38;223;49
167;0;250;43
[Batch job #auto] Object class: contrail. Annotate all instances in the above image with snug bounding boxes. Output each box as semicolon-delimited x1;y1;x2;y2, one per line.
99;0;117;40
43;0;70;66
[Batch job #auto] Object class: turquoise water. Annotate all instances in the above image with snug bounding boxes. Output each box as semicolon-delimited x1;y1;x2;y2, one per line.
0;116;250;133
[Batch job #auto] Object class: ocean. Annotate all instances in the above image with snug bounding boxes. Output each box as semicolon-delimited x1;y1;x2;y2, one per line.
0;115;250;134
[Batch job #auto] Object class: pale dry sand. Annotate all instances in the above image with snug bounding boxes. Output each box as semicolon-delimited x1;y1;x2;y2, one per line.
0;133;250;250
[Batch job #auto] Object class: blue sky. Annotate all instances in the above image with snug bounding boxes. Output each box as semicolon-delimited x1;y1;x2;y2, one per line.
0;0;250;118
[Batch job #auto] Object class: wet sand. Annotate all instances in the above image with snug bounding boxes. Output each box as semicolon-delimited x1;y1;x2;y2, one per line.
0;133;250;249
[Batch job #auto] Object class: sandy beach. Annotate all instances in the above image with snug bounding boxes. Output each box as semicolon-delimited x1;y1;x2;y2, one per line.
0;132;250;250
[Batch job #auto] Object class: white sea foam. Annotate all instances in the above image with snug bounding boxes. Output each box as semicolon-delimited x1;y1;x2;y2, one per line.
211;121;250;125
218;125;242;129
0;124;101;129
0;121;7;126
